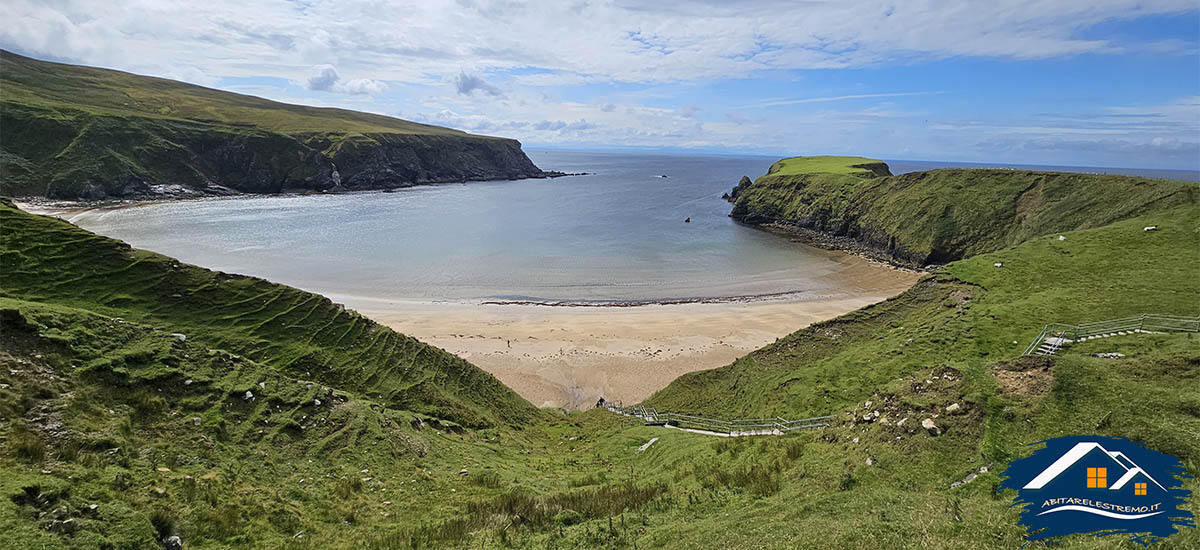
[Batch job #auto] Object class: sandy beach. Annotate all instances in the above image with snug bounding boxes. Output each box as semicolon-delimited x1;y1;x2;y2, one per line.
20;199;920;410
343;261;918;410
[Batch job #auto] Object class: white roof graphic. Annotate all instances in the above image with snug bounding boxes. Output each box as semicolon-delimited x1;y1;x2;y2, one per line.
1022;442;1165;491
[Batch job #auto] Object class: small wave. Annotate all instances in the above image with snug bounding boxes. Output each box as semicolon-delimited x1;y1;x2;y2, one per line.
479;290;839;307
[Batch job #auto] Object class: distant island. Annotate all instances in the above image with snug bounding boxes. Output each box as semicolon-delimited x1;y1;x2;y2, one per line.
0;51;551;200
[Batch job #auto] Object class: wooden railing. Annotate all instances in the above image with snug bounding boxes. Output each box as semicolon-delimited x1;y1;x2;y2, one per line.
603;404;832;435
1023;314;1199;356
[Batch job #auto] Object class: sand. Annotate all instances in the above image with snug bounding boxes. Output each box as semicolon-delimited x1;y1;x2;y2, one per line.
19;200;920;410
344;260;918;410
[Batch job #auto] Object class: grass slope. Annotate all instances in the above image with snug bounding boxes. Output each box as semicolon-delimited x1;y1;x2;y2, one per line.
649;204;1199;419
0;51;467;136
2;173;1198;547
0;199;536;429
0;51;541;198
732;162;1197;266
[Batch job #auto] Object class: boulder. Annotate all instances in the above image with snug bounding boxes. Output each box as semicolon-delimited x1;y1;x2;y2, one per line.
921;418;940;436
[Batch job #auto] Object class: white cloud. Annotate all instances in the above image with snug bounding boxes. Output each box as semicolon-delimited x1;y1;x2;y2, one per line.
454;72;502;96
0;0;1195;167
305;64;387;95
2;0;1194;86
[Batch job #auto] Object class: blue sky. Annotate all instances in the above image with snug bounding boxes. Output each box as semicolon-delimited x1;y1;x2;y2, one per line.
4;0;1198;169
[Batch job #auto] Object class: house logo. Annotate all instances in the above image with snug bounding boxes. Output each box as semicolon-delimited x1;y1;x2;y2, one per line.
1000;435;1194;545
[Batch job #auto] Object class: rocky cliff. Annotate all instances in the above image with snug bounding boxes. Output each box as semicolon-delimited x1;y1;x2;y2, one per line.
0;50;546;200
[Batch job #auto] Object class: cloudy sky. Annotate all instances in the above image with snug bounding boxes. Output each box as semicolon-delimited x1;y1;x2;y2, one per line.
4;0;1198;169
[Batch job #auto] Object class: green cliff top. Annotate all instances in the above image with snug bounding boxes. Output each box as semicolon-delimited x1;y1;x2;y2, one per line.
766;155;891;178
0;50;491;138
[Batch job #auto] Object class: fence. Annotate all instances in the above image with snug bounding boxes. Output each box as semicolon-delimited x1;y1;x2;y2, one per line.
1023;313;1199;356
603;404;832;436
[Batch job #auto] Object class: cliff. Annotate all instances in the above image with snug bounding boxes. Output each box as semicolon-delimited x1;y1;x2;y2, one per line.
729;156;1197;267
0;50;545;200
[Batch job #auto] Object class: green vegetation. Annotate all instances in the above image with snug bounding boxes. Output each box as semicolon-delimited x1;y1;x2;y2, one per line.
0;51;543;199
765;155;892;178
731;161;1197;265
2;155;1198;548
0;199;534;429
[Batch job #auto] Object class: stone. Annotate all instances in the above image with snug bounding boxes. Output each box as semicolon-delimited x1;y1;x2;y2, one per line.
164;535;183;550
851;437;860;444
897;417;908;427
921;418;940;436
1058;235;1066;241
191;417;202;426
313;399;322;406
945;403;962;414
171;333;186;342
458;469;469;476
865;457;873;466
243;390;254;401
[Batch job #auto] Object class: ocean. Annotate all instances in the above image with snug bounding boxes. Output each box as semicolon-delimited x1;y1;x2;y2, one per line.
64;149;1195;304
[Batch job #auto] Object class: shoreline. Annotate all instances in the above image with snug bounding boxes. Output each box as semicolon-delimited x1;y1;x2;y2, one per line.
343;266;918;410
8;171;592;213
16;199;921;409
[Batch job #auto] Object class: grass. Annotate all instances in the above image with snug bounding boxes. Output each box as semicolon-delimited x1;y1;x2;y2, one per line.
767;156;892;178
0;50;541;198
732;160;1197;266
0;199;537;429
1;162;1198;547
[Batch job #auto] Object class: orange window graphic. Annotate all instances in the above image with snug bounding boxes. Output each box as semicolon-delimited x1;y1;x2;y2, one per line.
1087;467;1107;488
1135;482;1147;495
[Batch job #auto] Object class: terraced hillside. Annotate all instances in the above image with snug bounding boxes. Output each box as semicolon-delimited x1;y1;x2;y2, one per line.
0;199;536;429
730;156;1197;266
0;51;544;199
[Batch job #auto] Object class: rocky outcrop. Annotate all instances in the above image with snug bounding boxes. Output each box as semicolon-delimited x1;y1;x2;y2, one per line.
722;175;753;202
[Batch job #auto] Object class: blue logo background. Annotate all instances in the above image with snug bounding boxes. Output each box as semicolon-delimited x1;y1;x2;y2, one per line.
1000;435;1194;545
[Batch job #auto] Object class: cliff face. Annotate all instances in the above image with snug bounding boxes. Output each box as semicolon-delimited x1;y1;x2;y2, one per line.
0;103;545;200
730;161;1197;267
0;50;545;200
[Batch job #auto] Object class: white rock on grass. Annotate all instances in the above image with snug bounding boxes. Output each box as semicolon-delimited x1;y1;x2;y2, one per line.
921;418;941;436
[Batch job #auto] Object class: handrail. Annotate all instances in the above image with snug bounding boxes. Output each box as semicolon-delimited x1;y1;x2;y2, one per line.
1023;313;1199;356
603;403;833;436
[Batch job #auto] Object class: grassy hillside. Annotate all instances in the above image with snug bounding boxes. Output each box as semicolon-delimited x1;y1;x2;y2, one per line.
0;51;544;199
731;162;1197;266
0;199;536;429
649;204;1199;419
1;198;1198;547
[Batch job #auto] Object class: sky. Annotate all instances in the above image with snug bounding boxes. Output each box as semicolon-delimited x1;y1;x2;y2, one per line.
3;0;1199;169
